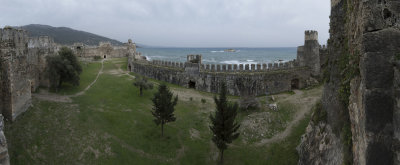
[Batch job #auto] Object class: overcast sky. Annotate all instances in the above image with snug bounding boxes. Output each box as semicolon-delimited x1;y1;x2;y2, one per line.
0;0;330;47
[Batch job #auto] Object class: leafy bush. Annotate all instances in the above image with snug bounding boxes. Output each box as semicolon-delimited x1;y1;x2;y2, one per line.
47;47;82;91
93;56;102;60
201;98;206;104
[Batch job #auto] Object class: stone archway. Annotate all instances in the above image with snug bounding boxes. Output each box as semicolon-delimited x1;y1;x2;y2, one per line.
104;55;106;59
291;79;299;90
188;81;196;89
128;64;132;71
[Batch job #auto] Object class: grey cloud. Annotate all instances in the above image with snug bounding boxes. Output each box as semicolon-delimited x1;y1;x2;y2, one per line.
0;0;330;47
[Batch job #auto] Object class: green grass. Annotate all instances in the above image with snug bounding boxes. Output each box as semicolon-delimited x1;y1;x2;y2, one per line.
6;58;314;165
264;113;311;164
57;61;102;95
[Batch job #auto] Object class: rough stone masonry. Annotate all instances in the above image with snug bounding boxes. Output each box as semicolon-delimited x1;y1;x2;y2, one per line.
298;0;400;164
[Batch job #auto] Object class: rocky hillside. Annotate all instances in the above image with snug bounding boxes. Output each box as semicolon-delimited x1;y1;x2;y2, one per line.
19;24;123;46
297;0;400;165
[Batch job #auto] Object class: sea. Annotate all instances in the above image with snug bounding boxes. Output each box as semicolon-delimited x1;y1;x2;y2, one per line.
137;47;297;65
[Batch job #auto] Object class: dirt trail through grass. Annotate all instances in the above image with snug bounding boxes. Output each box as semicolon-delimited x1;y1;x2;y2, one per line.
33;59;105;102
73;59;105;97
255;88;321;146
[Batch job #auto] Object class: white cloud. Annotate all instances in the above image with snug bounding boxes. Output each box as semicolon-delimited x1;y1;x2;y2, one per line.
0;0;330;47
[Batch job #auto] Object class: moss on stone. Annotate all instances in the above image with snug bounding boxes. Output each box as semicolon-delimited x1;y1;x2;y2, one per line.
311;101;326;124
395;53;400;61
341;122;353;165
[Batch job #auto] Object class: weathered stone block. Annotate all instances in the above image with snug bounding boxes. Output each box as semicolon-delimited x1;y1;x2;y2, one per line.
366;141;393;165
361;52;394;89
233;64;238;71
228;64;232;71
217;65;221;71
245;64;249;70
364;89;393;133
251;64;255;71
273;63;278;69
262;64;267;70
222;64;227;71
239;64;244;71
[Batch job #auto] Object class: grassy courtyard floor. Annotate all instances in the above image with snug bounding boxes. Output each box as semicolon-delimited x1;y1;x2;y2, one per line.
5;58;321;165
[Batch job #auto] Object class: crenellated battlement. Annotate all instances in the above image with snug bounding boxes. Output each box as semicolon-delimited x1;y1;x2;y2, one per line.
305;30;318;41
147;57;298;73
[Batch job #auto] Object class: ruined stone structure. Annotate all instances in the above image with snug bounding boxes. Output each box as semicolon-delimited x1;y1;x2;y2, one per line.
298;0;400;164
0;27;53;121
72;39;141;60
128;31;323;96
0;26;140;123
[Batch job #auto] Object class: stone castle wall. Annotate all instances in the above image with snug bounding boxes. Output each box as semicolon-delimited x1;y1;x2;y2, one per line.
73;40;138;60
298;30;321;76
0;27;58;121
150;59;298;72
128;30;323;96
298;0;400;164
129;59;312;96
0;27;32;121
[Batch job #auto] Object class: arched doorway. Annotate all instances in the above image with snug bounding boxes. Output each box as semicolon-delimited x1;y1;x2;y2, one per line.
128;64;132;71
291;79;299;90
188;81;196;89
104;55;106;58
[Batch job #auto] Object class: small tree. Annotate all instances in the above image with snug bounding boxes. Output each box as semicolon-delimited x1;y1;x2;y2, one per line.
133;77;153;96
46;47;82;91
210;82;240;164
151;84;178;137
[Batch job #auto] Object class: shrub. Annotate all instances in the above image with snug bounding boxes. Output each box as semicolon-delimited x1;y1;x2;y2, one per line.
201;98;206;104
93;56;102;60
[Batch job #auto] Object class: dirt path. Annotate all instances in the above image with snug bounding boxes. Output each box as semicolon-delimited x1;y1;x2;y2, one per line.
255;88;321;146
33;59;105;102
73;59;105;97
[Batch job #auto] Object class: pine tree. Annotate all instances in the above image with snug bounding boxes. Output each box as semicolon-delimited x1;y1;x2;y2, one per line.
151;84;178;137
133;77;153;96
210;82;240;164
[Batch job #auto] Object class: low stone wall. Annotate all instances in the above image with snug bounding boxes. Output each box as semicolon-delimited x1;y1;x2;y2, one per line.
129;60;312;96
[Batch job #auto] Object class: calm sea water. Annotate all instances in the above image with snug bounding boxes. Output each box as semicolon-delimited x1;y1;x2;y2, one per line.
137;47;297;65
